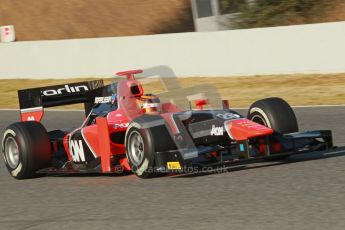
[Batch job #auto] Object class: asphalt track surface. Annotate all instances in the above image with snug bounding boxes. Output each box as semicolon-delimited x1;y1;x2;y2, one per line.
0;107;345;230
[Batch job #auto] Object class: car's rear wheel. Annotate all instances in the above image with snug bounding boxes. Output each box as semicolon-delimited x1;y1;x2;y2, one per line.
247;97;298;134
2;121;52;179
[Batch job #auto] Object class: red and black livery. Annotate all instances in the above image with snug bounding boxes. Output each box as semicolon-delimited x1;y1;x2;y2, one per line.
2;70;334;179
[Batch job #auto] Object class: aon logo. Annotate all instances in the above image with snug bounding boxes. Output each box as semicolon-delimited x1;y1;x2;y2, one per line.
210;125;224;136
69;140;86;162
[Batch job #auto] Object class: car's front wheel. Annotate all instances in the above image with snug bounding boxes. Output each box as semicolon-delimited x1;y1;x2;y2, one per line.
125;115;176;178
247;97;298;134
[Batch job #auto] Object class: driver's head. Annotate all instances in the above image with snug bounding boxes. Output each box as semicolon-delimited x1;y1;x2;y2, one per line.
139;94;161;114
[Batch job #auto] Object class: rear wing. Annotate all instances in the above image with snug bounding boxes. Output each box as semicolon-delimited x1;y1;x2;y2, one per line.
18;80;104;122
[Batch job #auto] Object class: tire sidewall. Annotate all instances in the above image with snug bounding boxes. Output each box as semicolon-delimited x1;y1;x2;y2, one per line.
2;126;30;179
248;107;272;128
2;122;51;179
125;123;155;177
248;97;298;134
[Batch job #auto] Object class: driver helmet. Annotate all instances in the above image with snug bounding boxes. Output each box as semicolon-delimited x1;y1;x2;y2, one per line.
139;94;161;114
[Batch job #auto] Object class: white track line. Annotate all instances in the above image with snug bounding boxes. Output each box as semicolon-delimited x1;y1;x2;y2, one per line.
291;104;345;108
0;104;345;112
324;149;345;156
0;108;84;112
233;104;345;110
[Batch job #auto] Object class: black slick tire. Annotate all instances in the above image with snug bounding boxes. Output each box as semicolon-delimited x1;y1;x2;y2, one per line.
247;97;298;134
2;121;52;179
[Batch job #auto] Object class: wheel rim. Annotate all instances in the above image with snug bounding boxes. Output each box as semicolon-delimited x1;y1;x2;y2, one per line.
127;131;145;166
251;115;268;127
4;136;20;169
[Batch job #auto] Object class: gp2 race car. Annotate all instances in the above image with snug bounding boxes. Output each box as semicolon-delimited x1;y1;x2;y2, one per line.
2;69;333;179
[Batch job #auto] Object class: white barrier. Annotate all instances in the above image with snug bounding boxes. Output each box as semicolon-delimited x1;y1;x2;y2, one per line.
0;22;344;79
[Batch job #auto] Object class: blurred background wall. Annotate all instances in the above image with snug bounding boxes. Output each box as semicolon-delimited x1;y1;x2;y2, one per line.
0;0;344;78
0;21;344;78
0;0;344;41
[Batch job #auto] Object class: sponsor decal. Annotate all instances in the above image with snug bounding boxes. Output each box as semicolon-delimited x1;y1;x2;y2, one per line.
95;94;117;104
142;102;160;109
210;124;224;136
41;85;89;96
216;113;241;120
95;96;112;104
114;122;129;129
27;116;35;121
167;162;181;170
69;140;86;162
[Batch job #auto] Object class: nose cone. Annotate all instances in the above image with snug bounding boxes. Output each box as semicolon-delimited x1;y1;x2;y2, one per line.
225;119;273;141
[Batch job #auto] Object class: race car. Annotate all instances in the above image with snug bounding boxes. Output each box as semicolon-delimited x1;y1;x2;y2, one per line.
2;69;333;179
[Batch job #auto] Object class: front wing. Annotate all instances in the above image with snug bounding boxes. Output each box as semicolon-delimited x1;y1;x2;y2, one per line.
154;130;333;172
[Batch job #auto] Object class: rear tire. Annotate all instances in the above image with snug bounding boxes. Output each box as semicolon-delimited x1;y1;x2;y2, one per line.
2;122;52;179
125;115;176;178
247;97;298;134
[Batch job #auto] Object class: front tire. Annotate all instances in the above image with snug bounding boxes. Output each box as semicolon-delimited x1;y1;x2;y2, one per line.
2;122;52;179
247;97;298;134
125;115;176;178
